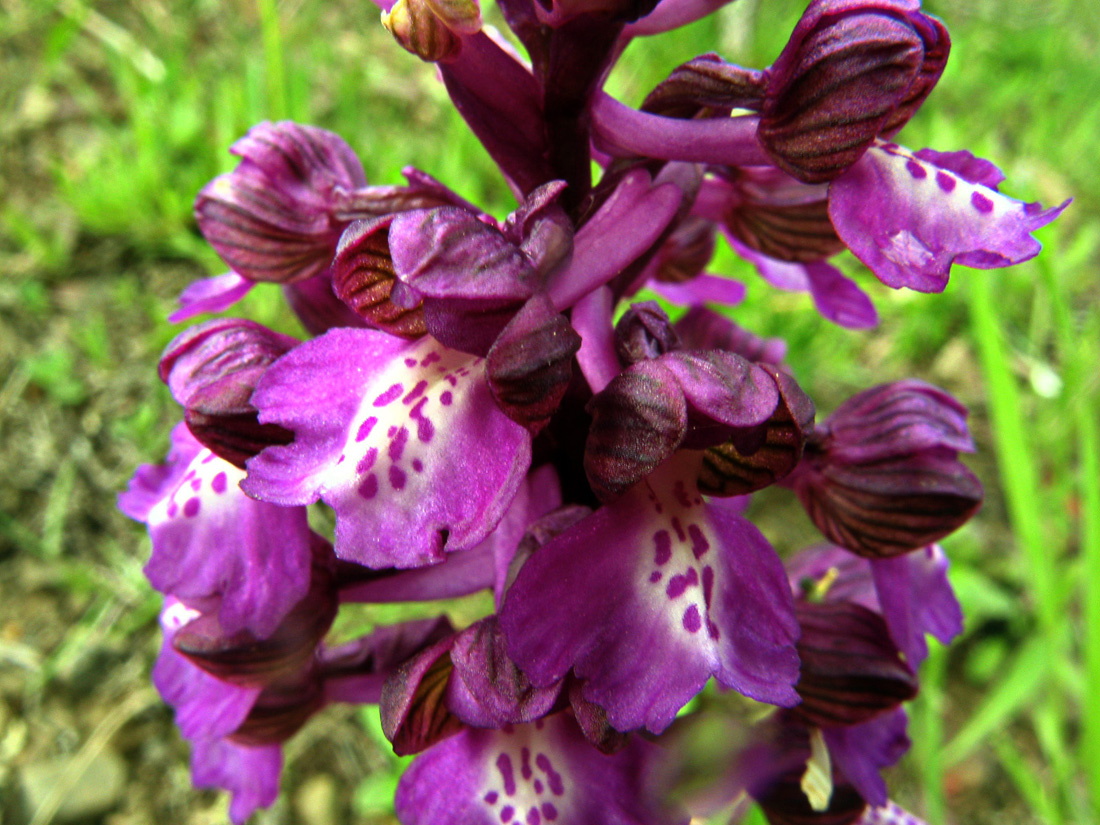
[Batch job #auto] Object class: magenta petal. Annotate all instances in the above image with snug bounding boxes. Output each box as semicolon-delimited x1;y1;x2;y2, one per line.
650;273;747;307
153;600;261;741
170;272;255;323
121;425;313;638
825;708;910;807
501;456;799;733
829;143;1070;292
395;713;687;825
871;545;963;667
191;737;282;825
244;329;531;568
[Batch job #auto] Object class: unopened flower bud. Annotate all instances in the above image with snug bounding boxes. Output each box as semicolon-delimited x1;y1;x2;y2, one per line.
792;381;982;557
159;319;296;468
759;0;949;183
614;301;681;365
383;0;479;63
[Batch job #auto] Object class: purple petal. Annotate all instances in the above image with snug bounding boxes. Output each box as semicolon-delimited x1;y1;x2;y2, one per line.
190;737;282;825
244;329;531;568
871;545;963;667
395;713;687;825
170;272;255;323
858;801;929;825
153;600;261;741
572;287;621;394
650;274;747;307
829;143;1070;292
725;233;877;329
623;0;731;35
825;708;910;807
501;455;799;733
121;425;313;638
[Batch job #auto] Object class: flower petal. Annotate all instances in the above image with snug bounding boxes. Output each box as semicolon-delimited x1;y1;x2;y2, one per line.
829;143;1069;292
244;329;531;568
501;456;799;733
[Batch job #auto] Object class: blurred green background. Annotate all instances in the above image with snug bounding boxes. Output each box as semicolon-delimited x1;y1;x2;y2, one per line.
0;0;1096;823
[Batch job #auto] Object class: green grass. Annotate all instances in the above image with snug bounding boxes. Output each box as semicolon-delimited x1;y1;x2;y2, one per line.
2;0;1098;822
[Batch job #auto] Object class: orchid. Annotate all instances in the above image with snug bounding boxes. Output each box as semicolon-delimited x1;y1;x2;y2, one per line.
120;0;1065;822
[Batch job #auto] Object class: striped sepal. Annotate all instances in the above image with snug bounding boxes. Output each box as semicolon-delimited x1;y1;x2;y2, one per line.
725;197;845;263
332;217;427;339
698;368;814;496
792;601;917;728
796;456;982;559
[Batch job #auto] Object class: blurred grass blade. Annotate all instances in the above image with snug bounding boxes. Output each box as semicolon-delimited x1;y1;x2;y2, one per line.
967;273;1059;632
993;735;1062;825
57;0;166;81
256;0;289;119
943;635;1050;766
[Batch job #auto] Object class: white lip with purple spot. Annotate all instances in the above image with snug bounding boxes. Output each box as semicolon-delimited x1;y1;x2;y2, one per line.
148;448;243;528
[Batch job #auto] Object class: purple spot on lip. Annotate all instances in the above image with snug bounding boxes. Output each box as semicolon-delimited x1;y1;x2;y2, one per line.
444;374;458;386
667;567;698;599
671;517;686;541
190;478;202;491
526;808;541;825
501;806;515;823
211;472;227;494
183;497;201;518
673;480;691;508
440;390;453;406
421;351;442;367
905;160;927;179
389;465;407;490
971;191;994;213
412;459;423;472
485;792;499;805
653;530;672;565
702;565;715;607
521;748;532;780
535;754;564;796
542;803;558;821
496;753;516;796
689;524;710;559
409;397;435;443
402;380;428;405
166;501;178;518
683;604;702;633
356;447;378;475
707;619;721;640
936;171;956;192
355;416;378;442
389;427;409;462
404;357;418;367
358;474;378;499
649;570;663;583
533;779;543;794
201;453;216;464
373;383;403;407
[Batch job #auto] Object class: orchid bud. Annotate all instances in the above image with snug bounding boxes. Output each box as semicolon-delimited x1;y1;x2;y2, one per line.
383;0;481;63
195;122;367;283
159;319;296;468
792;381;983;558
674;306;788;364
791;602;917;728
759;0;949;183
614;301;681;365
380;636;465;755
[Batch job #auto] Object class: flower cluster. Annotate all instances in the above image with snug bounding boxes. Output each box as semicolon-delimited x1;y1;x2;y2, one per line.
121;0;1065;822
